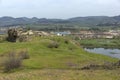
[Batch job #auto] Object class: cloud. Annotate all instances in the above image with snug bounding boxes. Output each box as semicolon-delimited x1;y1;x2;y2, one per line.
0;0;120;18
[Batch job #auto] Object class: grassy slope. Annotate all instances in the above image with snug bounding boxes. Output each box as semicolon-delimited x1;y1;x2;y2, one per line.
0;36;119;80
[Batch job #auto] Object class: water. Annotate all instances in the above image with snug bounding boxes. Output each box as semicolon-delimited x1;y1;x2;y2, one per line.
84;48;120;59
0;32;5;34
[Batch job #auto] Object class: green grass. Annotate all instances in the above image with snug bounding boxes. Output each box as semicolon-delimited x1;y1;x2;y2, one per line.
79;39;120;48
0;36;117;69
0;36;119;79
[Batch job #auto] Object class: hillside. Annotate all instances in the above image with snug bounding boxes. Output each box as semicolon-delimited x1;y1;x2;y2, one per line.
0;15;120;27
0;36;119;80
0;36;117;69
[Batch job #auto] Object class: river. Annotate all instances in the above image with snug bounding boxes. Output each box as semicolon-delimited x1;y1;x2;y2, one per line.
84;48;120;59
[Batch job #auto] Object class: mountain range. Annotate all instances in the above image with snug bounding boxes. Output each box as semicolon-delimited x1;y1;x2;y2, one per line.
0;15;120;27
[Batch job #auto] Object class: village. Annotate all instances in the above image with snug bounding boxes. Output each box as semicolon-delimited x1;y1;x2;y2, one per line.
0;26;120;40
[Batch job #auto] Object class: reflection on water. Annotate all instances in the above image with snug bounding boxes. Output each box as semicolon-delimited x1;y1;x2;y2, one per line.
84;48;120;59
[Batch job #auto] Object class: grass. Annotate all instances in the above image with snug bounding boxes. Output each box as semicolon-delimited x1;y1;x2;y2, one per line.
0;69;120;80
0;36;119;79
79;38;120;48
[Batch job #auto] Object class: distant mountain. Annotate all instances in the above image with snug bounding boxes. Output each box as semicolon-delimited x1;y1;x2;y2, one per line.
0;15;120;27
68;16;118;26
0;17;31;26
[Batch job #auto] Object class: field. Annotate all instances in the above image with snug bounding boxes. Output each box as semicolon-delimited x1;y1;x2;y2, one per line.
79;39;120;48
0;36;119;80
0;69;120;80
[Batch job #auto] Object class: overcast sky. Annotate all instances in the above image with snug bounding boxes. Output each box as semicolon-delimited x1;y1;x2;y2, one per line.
0;0;120;19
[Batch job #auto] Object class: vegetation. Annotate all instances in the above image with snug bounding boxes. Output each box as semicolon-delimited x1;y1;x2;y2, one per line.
79;39;120;48
0;36;119;79
47;41;59;48
19;50;30;59
7;29;18;42
81;60;120;70
18;35;28;42
2;52;22;72
0;69;120;80
1;16;120;28
1;50;30;72
0;35;6;43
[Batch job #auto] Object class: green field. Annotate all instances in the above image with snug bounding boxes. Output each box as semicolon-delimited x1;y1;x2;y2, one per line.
0;36;119;80
79;39;120;48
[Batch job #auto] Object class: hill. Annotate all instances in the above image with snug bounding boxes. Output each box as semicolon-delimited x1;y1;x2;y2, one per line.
0;15;120;27
0;36;119;80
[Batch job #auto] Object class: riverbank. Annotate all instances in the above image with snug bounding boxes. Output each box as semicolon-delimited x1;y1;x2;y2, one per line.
79;39;120;49
85;48;120;59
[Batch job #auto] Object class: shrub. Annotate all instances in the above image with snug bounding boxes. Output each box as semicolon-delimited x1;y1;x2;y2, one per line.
18;35;29;42
48;41;59;48
81;61;120;70
64;39;69;44
2;52;22;72
0;36;6;42
19;36;26;42
74;36;80;40
68;47;73;50
7;29;18;42
18;51;30;59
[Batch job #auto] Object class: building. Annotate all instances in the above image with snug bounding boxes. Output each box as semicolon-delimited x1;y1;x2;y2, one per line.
54;31;71;36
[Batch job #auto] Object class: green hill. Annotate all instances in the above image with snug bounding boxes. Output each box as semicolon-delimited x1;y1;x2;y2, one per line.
1;15;120;27
0;36;119;80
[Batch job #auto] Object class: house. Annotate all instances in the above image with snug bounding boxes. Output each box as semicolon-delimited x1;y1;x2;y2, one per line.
55;31;71;36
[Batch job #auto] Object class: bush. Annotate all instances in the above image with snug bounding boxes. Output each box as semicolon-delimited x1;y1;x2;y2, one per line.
0;36;6;42
18;51;30;59
7;29;18;42
64;39;69;44
2;52;22;72
81;61;120;70
74;36;80;40
18;35;28;42
48;41;59;48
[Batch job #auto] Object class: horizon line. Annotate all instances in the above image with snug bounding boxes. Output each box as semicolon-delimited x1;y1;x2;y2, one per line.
0;14;120;19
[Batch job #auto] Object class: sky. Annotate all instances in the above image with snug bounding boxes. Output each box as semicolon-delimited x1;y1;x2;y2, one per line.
0;0;120;19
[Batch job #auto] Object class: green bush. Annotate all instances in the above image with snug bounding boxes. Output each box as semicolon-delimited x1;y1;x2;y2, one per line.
74;36;80;40
18;51;30;59
64;39;69;44
48;41;59;48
